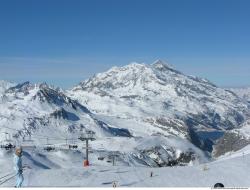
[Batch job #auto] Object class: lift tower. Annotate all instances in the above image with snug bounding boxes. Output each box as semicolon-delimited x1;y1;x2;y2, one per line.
78;130;95;167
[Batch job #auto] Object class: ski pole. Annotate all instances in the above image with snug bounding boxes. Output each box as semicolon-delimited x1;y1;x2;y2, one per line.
0;172;15;180
0;174;18;186
0;167;27;186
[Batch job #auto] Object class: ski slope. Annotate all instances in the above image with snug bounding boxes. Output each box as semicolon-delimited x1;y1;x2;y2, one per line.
0;146;249;187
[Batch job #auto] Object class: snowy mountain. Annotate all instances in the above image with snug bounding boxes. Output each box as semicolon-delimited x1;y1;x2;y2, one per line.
1;60;250;187
68;60;250;155
0;80;15;95
228;87;250;103
0;60;249;170
0;81;143;140
0;82;93;140
0;80;206;167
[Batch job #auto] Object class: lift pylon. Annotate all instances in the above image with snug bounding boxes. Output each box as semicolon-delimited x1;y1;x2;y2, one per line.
78;130;95;167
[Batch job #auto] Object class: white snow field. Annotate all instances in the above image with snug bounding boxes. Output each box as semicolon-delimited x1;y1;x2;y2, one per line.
0;145;250;187
229;87;250;102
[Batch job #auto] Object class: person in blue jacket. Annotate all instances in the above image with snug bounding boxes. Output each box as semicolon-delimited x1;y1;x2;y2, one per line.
13;147;24;188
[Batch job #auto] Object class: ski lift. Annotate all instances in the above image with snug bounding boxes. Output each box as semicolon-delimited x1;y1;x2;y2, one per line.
97;149;106;161
69;144;78;149
98;157;105;161
21;136;36;150
43;137;56;152
79;130;95;141
0;132;16;150
107;151;120;166
58;144;67;150
0;141;16;150
44;144;56;152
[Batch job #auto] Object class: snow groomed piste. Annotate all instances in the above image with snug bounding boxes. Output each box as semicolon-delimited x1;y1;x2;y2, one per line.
0;137;250;187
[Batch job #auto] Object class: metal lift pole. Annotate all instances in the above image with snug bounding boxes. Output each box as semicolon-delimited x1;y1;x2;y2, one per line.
110;152;119;166
112;155;115;166
86;139;89;162
4;132;8;141
78;130;95;167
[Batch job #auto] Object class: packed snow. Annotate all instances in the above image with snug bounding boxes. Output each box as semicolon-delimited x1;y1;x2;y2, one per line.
0;146;249;187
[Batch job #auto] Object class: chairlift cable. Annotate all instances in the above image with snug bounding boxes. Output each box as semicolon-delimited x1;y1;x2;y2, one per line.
1;126;81;144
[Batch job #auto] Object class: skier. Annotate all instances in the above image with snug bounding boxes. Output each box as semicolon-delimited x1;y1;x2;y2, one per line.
13;147;24;188
150;171;153;177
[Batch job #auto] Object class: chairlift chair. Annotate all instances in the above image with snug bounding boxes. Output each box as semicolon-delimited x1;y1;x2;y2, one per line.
44;144;56;152
98;156;105;161
68;144;78;149
0;140;16;150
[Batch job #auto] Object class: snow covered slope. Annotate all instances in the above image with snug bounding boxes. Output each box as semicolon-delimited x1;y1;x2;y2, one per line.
229;87;250;103
68;60;250;155
0;81;140;141
0;81;206;167
0;146;249;187
0;80;15;95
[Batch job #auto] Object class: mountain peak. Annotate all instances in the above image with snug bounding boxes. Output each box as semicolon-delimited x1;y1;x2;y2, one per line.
151;59;174;70
107;62;146;73
0;80;16;94
5;81;33;93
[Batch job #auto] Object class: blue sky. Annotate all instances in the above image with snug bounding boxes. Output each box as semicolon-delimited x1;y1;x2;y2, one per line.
0;0;249;88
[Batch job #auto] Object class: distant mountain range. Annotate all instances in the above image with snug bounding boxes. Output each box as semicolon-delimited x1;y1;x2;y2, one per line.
0;60;249;166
